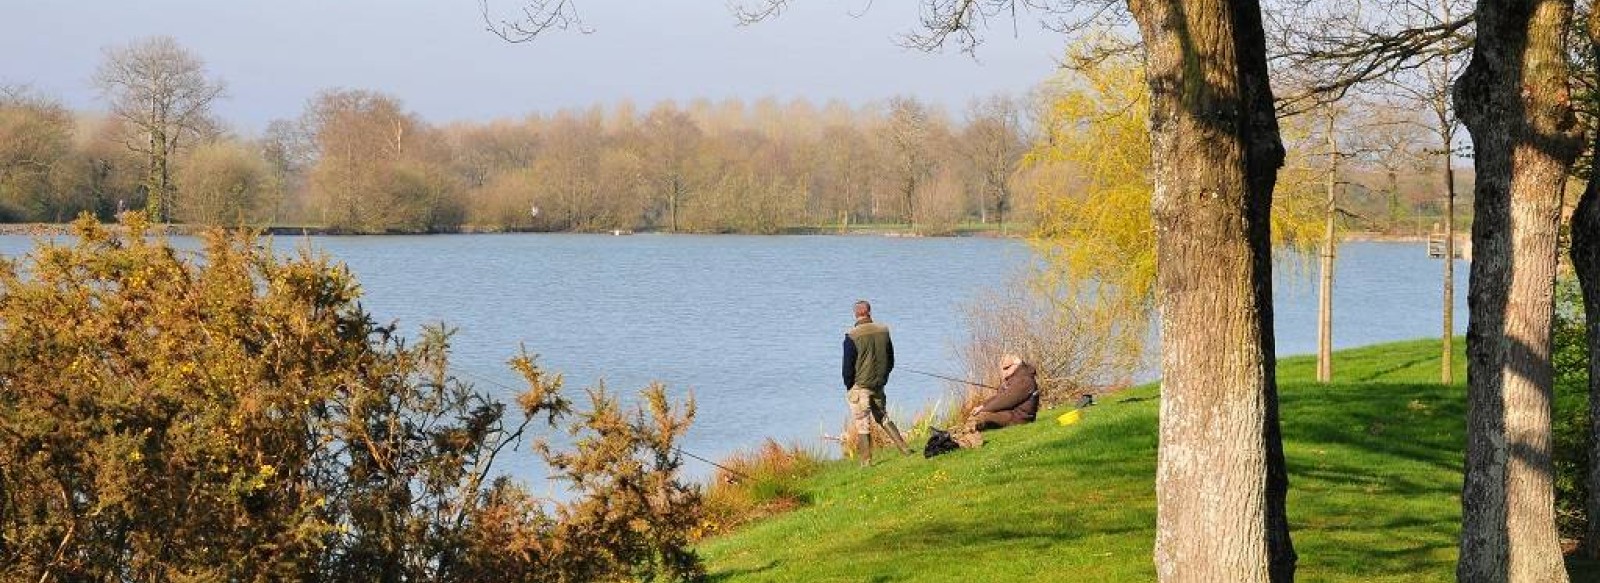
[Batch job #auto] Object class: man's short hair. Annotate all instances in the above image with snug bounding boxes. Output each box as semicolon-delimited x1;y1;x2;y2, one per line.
854;300;871;314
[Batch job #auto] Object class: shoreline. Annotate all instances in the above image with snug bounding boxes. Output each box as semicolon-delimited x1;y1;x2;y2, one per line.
0;224;1466;241
0;222;1023;238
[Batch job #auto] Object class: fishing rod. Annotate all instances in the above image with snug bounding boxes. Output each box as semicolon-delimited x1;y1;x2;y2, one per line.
675;447;751;483
452;368;750;482
900;367;997;390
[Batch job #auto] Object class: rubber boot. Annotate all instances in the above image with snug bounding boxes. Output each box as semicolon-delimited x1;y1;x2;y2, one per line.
882;419;911;455
858;434;872;468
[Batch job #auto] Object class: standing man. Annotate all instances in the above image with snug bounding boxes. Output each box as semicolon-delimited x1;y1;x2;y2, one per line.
843;300;908;467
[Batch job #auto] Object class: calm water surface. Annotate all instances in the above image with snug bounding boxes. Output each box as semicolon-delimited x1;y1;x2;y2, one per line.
0;234;1467;484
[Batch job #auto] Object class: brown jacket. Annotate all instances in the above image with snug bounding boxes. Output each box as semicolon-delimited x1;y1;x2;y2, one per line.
979;362;1039;421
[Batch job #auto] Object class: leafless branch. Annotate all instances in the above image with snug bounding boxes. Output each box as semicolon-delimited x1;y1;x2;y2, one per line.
480;0;591;43
730;0;792;25
1270;0;1474;116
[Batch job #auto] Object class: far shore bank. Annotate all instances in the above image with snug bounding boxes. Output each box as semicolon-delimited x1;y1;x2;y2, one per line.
0;222;1026;238
0;223;1477;242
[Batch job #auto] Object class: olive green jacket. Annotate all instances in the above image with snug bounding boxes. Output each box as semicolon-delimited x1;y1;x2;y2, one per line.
843;317;894;390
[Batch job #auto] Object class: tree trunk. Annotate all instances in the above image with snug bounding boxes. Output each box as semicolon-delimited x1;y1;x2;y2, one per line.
1443;131;1457;386
997;182;1009;236
1318;112;1337;384
1454;0;1582;580
1129;0;1295;580
146;121;162;222
1577;130;1600;560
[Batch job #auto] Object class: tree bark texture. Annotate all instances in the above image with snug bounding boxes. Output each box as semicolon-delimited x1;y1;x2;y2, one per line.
1454;0;1582;580
1128;0;1296;580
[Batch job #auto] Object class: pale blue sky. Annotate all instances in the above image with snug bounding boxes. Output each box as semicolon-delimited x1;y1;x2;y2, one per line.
0;0;1063;132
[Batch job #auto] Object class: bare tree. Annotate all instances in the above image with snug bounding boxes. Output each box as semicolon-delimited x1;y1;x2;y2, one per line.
638;104;703;233
261;118;315;224
810;124;879;228
0;87;80;221
1272;0;1471;385
879;96;938;231
302;89;461;233
93;36;225;223
961;95;1026;234
174;140;272;226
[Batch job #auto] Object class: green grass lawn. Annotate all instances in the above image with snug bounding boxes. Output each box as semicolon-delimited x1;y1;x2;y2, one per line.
697;338;1595;582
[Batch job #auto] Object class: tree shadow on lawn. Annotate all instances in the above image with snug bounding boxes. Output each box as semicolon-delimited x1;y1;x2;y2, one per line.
1349;354;1443;383
1281;380;1465;579
1280;381;1463;476
707;560;778;582
865;512;1138;550
855;512;1148;578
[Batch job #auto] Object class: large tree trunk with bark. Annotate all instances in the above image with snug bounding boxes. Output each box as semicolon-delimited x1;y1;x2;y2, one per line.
1128;0;1295;580
1454;0;1582;580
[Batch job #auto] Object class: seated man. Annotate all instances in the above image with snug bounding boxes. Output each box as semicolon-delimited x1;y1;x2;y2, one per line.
968;354;1040;431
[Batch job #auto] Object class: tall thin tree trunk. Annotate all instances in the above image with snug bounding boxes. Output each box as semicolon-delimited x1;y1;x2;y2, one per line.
1443;135;1457;385
1436;0;1458;389
1130;0;1295;579
1454;0;1582;580
147;123;166;223
997;185;1007;236
1318;112;1337;384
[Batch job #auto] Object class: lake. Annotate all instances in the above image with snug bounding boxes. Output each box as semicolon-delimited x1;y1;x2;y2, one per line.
0;234;1468;485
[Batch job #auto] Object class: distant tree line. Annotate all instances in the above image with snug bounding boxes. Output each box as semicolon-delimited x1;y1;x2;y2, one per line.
1;36;1473;235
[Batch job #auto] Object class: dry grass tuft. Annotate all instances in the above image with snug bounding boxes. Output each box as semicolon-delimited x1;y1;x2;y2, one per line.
698;439;826;539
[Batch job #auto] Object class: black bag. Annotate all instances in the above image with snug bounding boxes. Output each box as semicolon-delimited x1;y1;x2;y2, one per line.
923;428;960;459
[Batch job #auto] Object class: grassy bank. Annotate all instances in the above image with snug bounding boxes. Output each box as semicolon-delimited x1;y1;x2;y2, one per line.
697;339;1592;582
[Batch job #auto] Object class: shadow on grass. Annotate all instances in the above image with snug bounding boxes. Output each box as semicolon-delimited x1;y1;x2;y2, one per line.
1282;381;1463;476
707;560;778;582
1350;353;1441;382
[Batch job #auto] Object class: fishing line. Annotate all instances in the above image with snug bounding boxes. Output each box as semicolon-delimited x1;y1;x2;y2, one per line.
900;367;997;390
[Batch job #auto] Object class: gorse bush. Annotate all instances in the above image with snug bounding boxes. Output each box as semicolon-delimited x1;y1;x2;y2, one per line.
0;214;705;582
